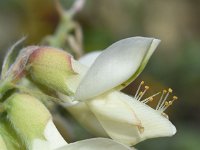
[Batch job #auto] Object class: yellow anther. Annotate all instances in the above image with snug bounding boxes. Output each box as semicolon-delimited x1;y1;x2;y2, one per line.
168;101;173;105
145;86;149;90
141;81;144;85
139;92;143;96
173;96;178;100
168;88;173;93
163;90;167;93
165;101;169;106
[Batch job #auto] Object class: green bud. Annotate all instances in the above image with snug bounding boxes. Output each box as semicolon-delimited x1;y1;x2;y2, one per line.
5;93;51;149
27;47;76;95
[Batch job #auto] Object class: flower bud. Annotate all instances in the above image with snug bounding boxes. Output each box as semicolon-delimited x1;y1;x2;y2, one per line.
5;93;67;149
27;47;77;95
5;93;51;149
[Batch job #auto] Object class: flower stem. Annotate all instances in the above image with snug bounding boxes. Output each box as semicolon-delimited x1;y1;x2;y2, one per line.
42;0;84;58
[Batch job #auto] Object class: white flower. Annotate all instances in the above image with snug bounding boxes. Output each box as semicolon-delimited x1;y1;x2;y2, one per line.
88;90;177;145
62;37;177;146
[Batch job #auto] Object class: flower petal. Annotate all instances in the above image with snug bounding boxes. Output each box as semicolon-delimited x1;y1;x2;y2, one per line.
87;91;142;146
75;37;160;101
44;120;67;149
32;139;50;150
79;51;102;67
32;120;67;150
118;92;176;142
66;102;108;137
56;138;133;150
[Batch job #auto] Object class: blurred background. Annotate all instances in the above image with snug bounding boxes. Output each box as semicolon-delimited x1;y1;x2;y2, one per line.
0;0;200;149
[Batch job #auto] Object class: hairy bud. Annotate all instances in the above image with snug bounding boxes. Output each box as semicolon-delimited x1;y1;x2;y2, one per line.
27;47;77;95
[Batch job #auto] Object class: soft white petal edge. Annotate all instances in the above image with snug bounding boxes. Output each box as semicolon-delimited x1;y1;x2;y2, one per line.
56;138;134;150
79;51;102;67
32;119;67;150
87;91;176;145
44;120;67;148
118;92;176;140
75;37;160;101
32;139;50;150
66;102;108;137
87;91;142;146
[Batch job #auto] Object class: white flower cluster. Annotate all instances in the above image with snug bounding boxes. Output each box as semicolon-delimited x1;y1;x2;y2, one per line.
0;37;177;150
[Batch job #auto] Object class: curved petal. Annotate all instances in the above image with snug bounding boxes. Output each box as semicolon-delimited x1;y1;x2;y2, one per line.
87;91;176;146
87;91;142;146
66;102;108;137
56;138;133;150
79;51;102;67
58;92;108;137
32;139;49;150
44;120;67;149
75;37;160;101
121;92;176;140
32;120;67;150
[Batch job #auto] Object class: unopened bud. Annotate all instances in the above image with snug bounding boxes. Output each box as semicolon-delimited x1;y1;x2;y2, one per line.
27;47;77;95
5;93;51;149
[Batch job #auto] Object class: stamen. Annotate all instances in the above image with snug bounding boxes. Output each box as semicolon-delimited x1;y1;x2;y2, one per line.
135;81;144;98
141;92;161;103
133;81;178;114
160;95;178;112
173;96;178;100
157;88;172;110
156;90;167;110
137;86;149;100
136;91;143;100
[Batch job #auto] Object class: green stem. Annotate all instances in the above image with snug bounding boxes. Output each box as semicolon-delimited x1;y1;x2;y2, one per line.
44;13;75;48
43;8;84;58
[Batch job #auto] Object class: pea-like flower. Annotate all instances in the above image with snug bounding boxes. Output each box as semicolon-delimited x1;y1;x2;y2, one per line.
26;36;177;146
73;37;177;145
